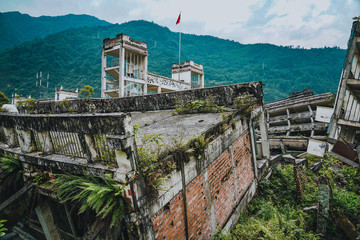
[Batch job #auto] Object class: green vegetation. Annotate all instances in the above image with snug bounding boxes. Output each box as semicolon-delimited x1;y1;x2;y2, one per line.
0;17;345;102
79;85;94;99
137;133;172;193
174;98;224;114
0;220;7;237
94;134;116;166
59;98;70;110
191;135;210;160
0;11;110;51
0;155;23;181
0;91;10;108
16;98;36;113
215;154;360;239
233;95;255;118
51;173;128;229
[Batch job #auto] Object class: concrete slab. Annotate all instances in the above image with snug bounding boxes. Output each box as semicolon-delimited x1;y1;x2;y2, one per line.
132;110;223;147
307;139;327;157
315;106;333;123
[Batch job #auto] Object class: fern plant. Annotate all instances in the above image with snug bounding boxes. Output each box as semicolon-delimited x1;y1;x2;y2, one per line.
0;220;7;237
0;155;22;173
51;173;128;229
0;155;23;183
192;135;210;160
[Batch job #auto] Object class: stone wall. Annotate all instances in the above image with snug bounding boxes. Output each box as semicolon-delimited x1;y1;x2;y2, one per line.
24;82;263;114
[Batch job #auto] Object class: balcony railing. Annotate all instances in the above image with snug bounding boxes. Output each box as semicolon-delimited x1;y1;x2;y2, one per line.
147;72;190;91
0;113;136;169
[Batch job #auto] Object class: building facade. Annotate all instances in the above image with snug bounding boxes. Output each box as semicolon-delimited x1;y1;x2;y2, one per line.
101;34;204;98
329;20;360;144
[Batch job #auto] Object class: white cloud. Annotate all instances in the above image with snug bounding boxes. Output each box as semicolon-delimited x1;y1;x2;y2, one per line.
1;0;359;48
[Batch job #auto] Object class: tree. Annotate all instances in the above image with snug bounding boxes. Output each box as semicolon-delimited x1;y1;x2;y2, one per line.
79;85;94;99
0;91;10;107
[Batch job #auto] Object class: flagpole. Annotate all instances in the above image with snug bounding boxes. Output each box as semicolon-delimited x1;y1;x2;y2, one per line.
178;11;181;81
178;29;181;81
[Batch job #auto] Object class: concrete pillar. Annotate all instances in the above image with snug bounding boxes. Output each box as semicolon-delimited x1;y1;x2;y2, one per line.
37;131;54;154
15;129;36;153
286;108;291;136
200;74;204;88
157;86;161;94
317;182;330;235
248;119;258;178
119;47;125;98
229;145;239;202
35;199;61;240
258;109;270;159
143;55;148;95
101;48;107;98
3;127;18;147
78;133;98;163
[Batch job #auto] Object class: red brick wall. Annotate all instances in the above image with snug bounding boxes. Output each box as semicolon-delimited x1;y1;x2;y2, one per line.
151;130;254;239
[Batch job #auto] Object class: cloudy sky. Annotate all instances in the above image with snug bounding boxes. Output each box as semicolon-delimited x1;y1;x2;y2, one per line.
1;0;359;48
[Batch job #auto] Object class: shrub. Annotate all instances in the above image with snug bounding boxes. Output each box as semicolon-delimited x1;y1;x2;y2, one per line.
51;173;128;228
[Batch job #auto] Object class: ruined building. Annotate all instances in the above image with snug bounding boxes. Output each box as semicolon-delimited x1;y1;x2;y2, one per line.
101;34;204;98
264;88;333;153
0;81;270;239
329;20;360;144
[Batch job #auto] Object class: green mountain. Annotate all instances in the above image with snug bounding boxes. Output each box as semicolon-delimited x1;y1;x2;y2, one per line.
0;11;110;51
0;19;346;102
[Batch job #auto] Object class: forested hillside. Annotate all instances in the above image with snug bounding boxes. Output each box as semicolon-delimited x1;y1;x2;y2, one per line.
0;11;110;51
0;18;346;102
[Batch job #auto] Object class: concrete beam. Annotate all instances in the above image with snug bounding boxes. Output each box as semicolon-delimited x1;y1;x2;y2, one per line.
35;199;62;240
265;92;333;113
268;122;328;134
337;118;360;128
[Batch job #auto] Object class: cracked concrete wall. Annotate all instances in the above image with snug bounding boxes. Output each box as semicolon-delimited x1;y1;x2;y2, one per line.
20;82;264;114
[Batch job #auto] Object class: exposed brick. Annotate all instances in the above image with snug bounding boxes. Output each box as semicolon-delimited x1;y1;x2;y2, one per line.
151;130;254;239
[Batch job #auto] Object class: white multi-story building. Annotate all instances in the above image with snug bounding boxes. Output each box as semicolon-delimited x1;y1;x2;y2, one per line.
55;86;78;101
101;33;204;98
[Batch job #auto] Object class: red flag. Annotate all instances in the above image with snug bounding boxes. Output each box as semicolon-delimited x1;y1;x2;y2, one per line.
176;12;181;25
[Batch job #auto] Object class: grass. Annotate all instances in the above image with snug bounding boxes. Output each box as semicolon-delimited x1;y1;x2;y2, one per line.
215;154;360;239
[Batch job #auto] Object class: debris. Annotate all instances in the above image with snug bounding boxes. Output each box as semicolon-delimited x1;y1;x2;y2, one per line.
303;205;317;211
269;154;282;165
357;145;360;163
257;160;267;169
265;89;332;154
331;141;357;161
295;158;307;165
257;160;268;180
330;152;359;168
311;161;323;172
329;165;344;178
282;154;295;163
315;106;333;123
307;139;327;157
317;182;330;235
331;211;360;240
